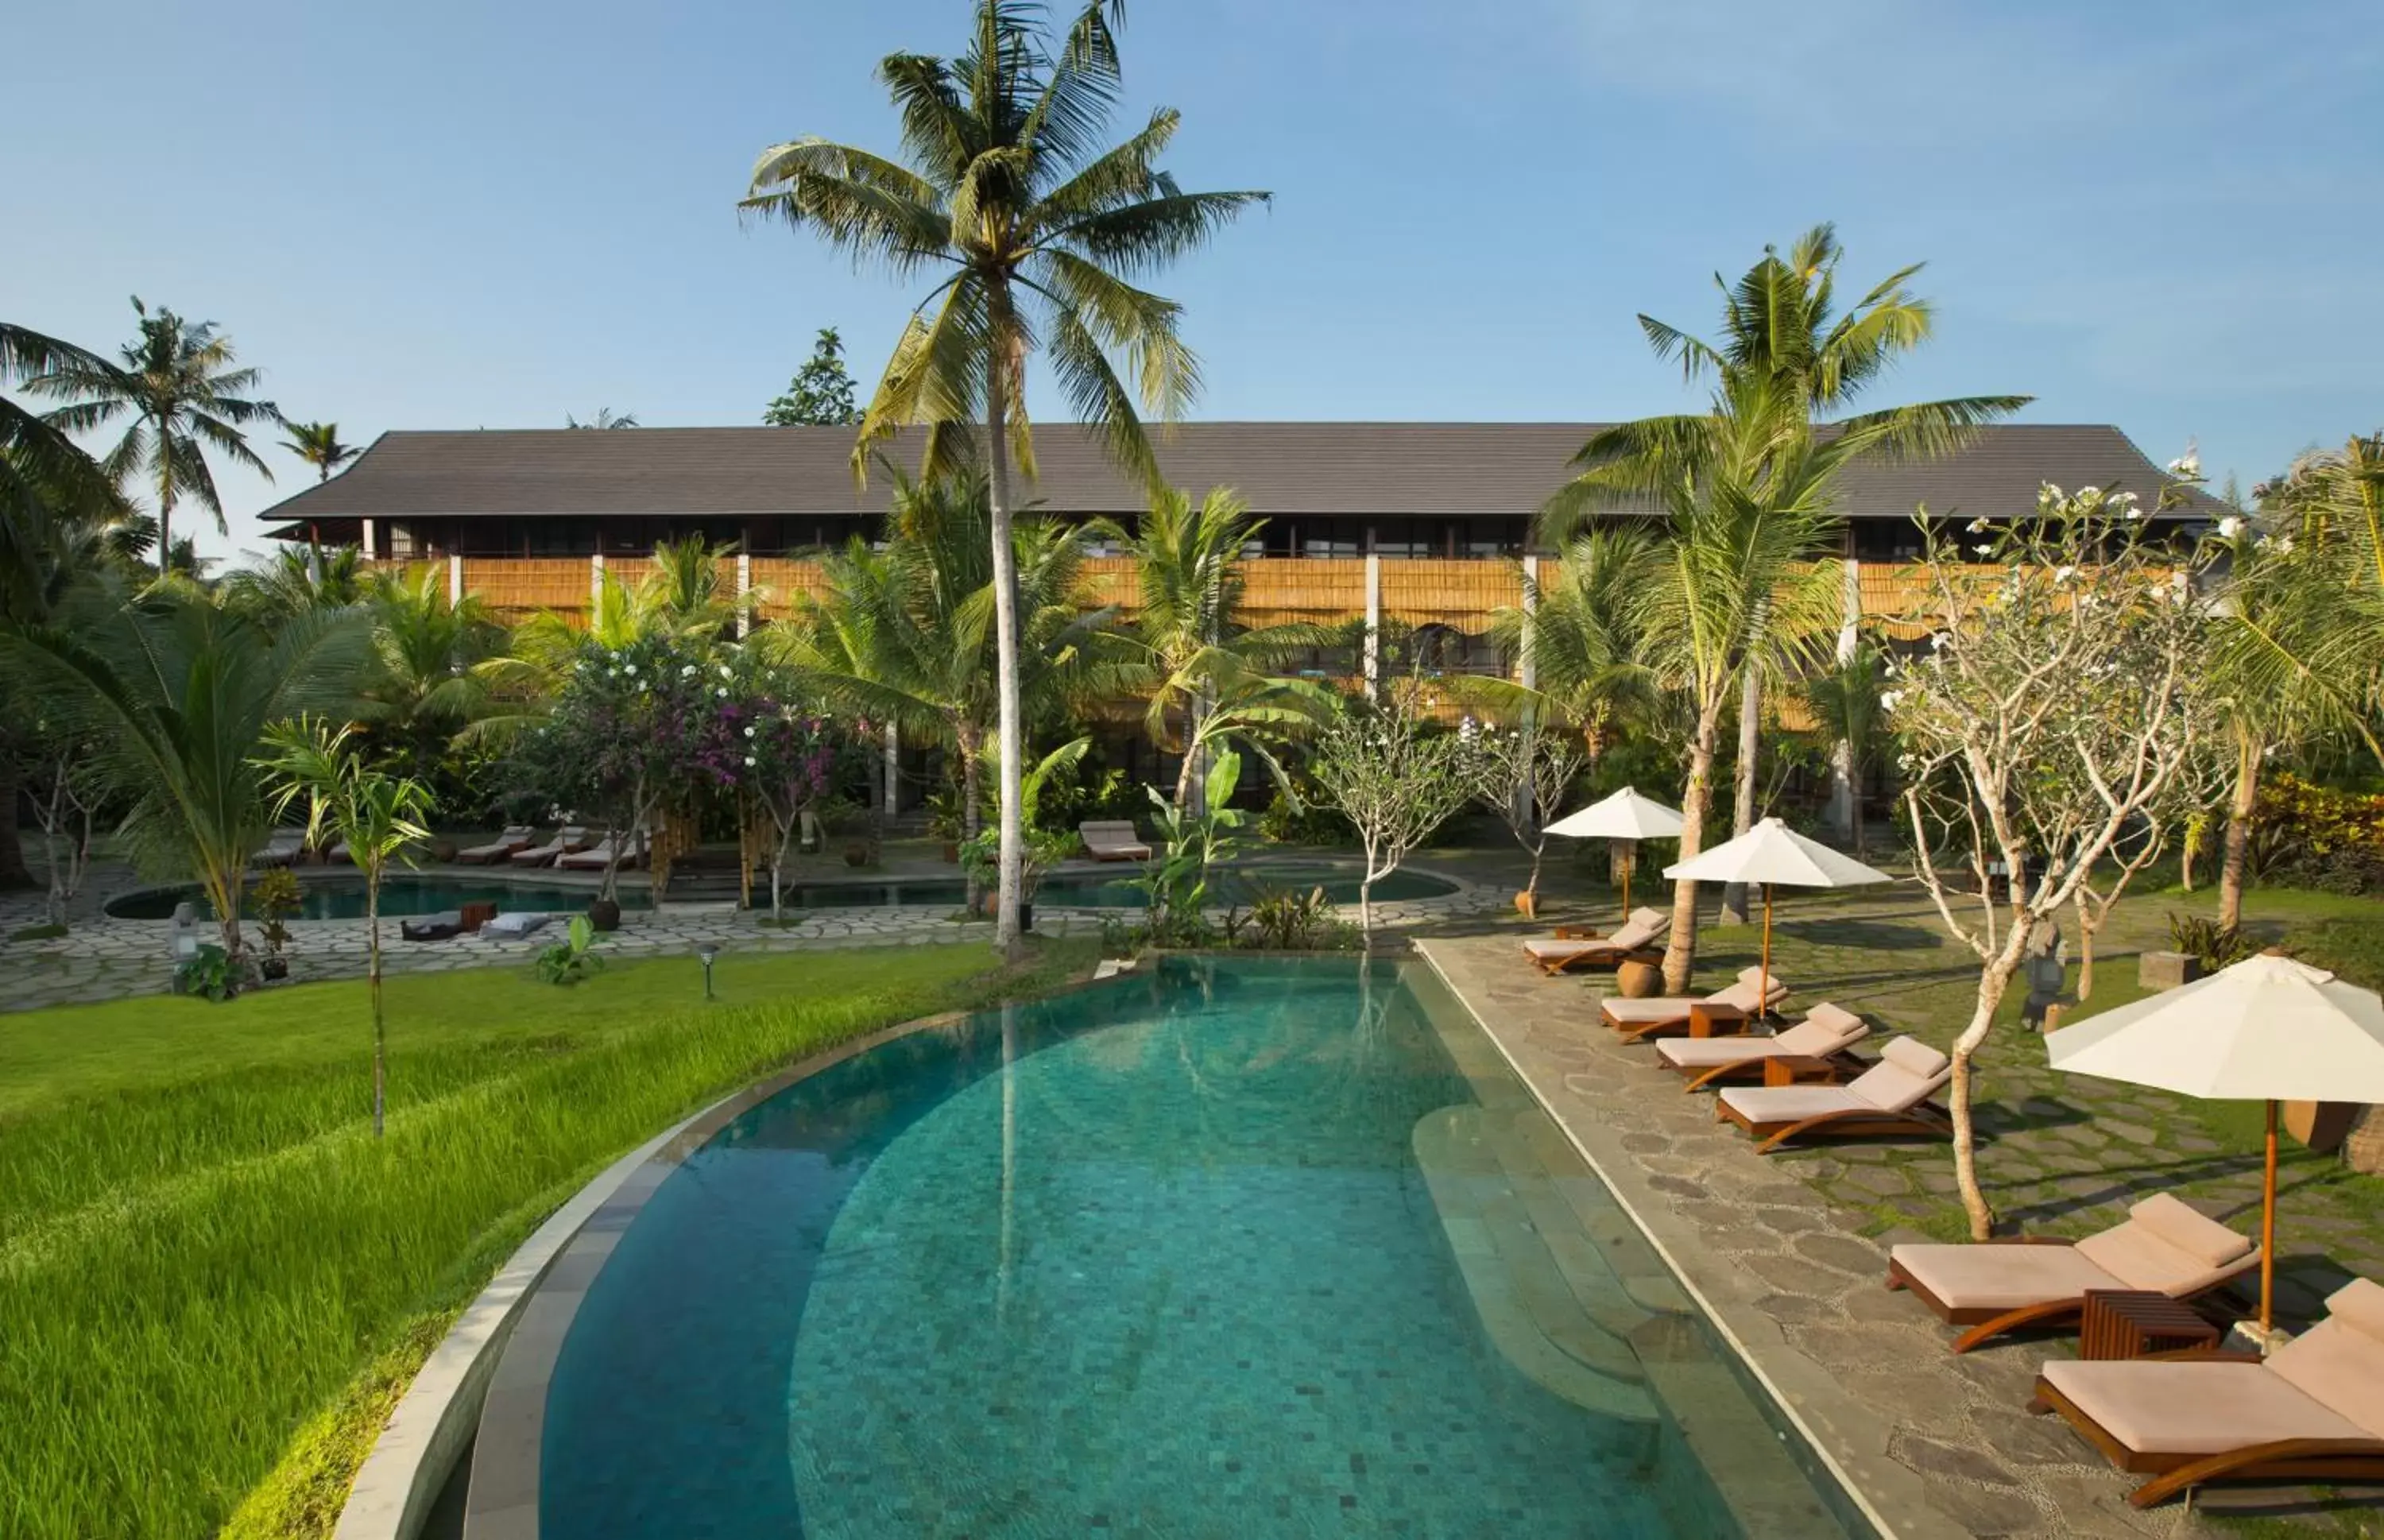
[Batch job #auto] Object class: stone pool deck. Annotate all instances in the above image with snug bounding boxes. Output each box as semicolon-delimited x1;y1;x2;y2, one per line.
1416;933;2336;1540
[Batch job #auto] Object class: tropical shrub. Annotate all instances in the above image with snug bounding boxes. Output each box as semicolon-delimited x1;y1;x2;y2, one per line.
174;943;244;1002
1240;883;1342;950
2247;772;2384;893
1137;749;1250;946
252;866;302;962
534;915;605;986
2166;912;2260;973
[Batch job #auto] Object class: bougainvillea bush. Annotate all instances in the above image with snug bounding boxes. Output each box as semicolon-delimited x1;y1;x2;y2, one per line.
702;650;842;920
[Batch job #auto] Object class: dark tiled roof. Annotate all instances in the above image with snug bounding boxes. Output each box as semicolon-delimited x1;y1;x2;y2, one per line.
257;422;2223;529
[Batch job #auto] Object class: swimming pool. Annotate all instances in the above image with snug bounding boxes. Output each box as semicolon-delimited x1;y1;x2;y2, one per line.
772;862;1457;910
510;958;1863;1538
102;876;630;922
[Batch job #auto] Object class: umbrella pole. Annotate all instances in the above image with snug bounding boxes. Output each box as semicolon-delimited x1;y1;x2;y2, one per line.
2261;1098;2278;1335
1616;839;1631;918
1759;884;1773;1017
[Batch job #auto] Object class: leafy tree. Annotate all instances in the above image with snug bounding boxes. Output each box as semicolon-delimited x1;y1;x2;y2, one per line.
1466;721;1588;914
1890;486;2213;1240
27;296;281;572
1488;528;1661;762
256;718;434;1137
1136;745;1247;944
1305;684;1476;937
745;0;1267;959
763;327;863;426
2249;431;2384;764
0;589;370;955
221;543;370;627
563;408;638;429
962;736;1092;913
279;420;362;482
2204;509;2325;927
703;651;840;923
358;566;507;782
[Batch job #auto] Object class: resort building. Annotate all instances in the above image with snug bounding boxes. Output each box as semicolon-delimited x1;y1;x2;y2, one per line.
259;422;2222;648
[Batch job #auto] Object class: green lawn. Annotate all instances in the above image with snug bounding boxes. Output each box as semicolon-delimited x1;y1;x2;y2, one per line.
0;939;1092;1540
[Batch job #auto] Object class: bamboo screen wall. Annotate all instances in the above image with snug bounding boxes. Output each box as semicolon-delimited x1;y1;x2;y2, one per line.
748;558;829;621
1379;559;1522;629
1078;556;1140;613
1238;558;1368;628
462;559;590;624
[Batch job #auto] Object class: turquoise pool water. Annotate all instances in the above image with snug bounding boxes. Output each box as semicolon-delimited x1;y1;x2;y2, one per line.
103;876;630;921
534;958;1863;1538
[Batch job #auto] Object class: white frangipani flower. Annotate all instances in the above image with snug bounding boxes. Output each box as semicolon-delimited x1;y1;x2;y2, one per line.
2054;566;2077;582
2217;516;2244;539
1966;518;1989;533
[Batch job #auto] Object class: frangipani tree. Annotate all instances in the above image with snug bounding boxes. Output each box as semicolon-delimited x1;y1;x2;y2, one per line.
701;654;840;923
1467;721;1589;914
1306;683;1476;937
745;0;1267;959
1889;486;2213;1240
256;719;433;1138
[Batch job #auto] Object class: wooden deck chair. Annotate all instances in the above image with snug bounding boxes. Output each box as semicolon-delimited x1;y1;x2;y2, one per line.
459;825;536;864
1601;965;1791;1043
1079;821;1151;861
1656;1004;1871;1090
1714;1036;1954;1153
2029;1277;2384;1508
510;826;589;867
1522;906;1670;976
1887;1193;2259;1352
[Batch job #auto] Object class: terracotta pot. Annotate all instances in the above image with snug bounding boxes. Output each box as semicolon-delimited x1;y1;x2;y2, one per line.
1616;959;1663;999
586;897;621;933
941;842;960;863
1513;890;1538;919
260;955;288;981
844;844;871;868
2283;1100;2359;1155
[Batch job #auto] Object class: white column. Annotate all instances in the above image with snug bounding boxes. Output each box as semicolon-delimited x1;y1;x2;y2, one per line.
883;720;900;815
360;518;377;561
1362;553;1382;697
736;550;753;639
447;553;464;607
590;551;606;606
1825;555;1861;837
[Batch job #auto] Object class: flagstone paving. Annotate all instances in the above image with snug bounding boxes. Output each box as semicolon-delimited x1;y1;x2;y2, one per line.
1417;880;2384;1539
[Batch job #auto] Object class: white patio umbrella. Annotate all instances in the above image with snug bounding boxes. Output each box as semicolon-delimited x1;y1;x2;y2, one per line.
1663;817;1894;1007
1542;787;1685;915
2044;952;2384;1333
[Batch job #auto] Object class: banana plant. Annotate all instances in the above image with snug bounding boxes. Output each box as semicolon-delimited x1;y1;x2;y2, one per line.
1136;749;1246;945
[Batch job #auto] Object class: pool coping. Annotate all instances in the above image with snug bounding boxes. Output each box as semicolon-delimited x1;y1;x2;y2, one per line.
1413;941;1951;1540
451;969;1140;1540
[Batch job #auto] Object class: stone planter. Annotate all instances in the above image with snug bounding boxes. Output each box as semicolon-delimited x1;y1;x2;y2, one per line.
844;843;872;868
2137;950;2203;992
586;897;621;933
2283;1100;2359;1155
2343;1106;2384;1176
259;955;289;981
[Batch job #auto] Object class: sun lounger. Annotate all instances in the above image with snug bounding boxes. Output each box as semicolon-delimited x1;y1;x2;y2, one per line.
1656;1003;1871;1089
457;826;535;864
1887;1193;2259;1352
1602;965;1791;1042
510;826;590;867
2029;1277;2384;1508
399;911;465;942
251;828;307;867
1714;1035;1953;1153
1523;906;1671;976
479;911;552;940
557;834;636;871
1080;821;1151;861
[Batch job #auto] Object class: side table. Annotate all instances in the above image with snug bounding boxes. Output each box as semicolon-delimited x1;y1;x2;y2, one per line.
1762;1054;1847;1087
2078;1289;2223;1360
1688;1002;1751;1039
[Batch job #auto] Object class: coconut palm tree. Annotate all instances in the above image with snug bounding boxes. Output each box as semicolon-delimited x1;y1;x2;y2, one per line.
772;470;1121;906
1555;226;2030;924
280;420;362;482
744;0;1267;957
0;587;370;955
1487;528;1662;763
2251;431;2384;764
1802;644;1887;856
358;567;507;781
4;323;126;609
27;297;281;573
1092;486;1323;808
221;543;370;626
564;408;639;429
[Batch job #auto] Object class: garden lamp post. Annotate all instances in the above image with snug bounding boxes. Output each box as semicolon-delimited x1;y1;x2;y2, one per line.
696;944;718;1001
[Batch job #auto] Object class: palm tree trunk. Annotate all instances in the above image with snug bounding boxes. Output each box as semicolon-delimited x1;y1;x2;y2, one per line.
0;750;33;890
1662;696;1727;993
367;871;386;1139
1721;668;1761;925
2218;729;2259;931
985;340;1027;962
959;729;983;912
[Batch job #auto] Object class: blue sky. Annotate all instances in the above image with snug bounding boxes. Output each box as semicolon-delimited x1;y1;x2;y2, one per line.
7;0;2379;566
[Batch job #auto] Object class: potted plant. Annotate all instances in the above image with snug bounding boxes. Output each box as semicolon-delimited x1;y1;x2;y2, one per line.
252;865;301;981
926;786;964;862
957;738;1089;933
587;892;622;932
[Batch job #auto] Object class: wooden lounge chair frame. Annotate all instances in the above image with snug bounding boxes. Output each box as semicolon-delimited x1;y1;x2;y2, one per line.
2029;1356;2384;1508
1887;1238;2253;1353
1675;1043;1864;1093
1605;992;1782;1044
1531;942;1663;977
1716;1092;1953;1155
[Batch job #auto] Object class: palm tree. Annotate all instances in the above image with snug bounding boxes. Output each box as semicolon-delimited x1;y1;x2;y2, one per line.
3;323;126;611
28;297;281;573
358;566;506;781
1803;645;1887;856
221;544;370;627
772;470;1120;907
280;420;362;482
1564;226;2030;924
1094;486;1322;808
0;588;370;955
2252;431;2384;764
1488;528;1662;762
563;408;639;429
744;0;1267;958
257;718;433;1136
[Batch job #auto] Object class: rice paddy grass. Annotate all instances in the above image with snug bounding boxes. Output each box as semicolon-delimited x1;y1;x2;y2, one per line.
0;937;1093;1540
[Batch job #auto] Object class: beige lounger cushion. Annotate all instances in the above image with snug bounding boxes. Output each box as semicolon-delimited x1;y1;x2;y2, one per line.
2072;1196;2255;1294
1654;1009;1863;1070
1891;1244;2125;1310
1851;1038;1951;1111
1525;938;1609;962
2038;1360;2370;1456
1717;1085;1867;1124
2266;1279;2384;1439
